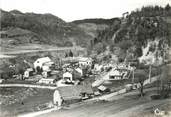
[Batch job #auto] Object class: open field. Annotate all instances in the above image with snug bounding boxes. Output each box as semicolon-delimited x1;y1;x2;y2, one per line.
0;44;85;58
0;87;53;117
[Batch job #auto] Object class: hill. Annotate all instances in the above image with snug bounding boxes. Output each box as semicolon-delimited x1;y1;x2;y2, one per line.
72;18;119;25
71;18;121;38
88;4;171;65
0;9;94;47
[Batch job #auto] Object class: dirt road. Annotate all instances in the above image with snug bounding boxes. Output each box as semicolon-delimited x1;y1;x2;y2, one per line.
38;87;171;117
0;84;56;90
1;45;85;55
38;96;171;117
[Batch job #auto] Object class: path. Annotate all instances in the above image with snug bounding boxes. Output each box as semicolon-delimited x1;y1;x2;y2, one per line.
0;84;56;90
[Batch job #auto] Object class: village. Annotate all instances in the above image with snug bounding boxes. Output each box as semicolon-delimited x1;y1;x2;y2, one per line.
0;49;139;95
0;47;168;112
0;1;171;117
0;13;171;116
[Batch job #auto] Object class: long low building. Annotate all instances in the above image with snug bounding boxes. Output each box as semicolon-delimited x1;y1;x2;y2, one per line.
53;84;93;104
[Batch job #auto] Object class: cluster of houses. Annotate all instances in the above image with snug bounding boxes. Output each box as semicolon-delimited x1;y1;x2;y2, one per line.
0;55;135;108
22;56;93;86
21;56;134;90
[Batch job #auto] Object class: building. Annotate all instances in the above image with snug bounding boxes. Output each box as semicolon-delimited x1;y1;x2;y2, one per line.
63;72;73;81
33;57;54;72
78;57;92;67
53;84;93;107
108;69;122;80
38;78;56;84
23;68;34;78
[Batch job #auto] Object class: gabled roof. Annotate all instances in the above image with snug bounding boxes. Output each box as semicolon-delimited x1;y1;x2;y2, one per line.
35;57;52;64
57;84;93;100
63;72;72;78
78;57;92;62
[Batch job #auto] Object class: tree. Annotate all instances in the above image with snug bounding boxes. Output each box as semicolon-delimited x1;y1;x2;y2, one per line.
65;52;68;58
0;65;14;80
158;64;171;98
68;50;73;57
36;66;43;74
165;4;171;11
134;69;148;97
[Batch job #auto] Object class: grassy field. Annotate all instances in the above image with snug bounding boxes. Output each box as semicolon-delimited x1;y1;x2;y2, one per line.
0;44;85;56
0;87;54;117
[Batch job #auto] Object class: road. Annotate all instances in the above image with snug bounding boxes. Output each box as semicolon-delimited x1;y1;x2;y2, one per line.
1;46;85;55
0;84;56;90
38;92;171;117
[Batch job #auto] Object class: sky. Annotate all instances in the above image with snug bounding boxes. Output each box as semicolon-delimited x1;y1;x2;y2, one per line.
0;0;170;22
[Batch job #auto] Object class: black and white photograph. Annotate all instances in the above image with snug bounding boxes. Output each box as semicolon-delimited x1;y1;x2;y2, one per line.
0;0;171;117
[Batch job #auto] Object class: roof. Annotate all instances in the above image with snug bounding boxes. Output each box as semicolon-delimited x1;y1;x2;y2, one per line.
75;68;82;74
43;61;54;66
63;72;72;78
35;57;52;64
78;57;92;62
109;70;121;76
57;84;93;100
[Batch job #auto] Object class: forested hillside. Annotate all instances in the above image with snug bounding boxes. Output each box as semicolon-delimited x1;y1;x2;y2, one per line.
0;9;93;47
88;4;171;65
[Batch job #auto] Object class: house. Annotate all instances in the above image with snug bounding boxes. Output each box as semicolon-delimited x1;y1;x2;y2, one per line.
38;75;57;84
63;72;73;81
38;78;56;84
33;57;54;72
108;69;122;80
23;68;34;78
42;71;51;78
57;71;82;87
53;84;93;106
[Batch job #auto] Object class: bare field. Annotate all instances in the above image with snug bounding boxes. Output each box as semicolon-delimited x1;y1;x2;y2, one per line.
0;44;85;56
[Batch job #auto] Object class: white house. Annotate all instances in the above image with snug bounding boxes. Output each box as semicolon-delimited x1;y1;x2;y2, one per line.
34;57;54;72
63;72;73;81
108;69;122;80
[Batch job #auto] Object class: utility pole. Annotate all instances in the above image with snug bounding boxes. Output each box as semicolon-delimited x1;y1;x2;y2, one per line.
132;67;135;84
